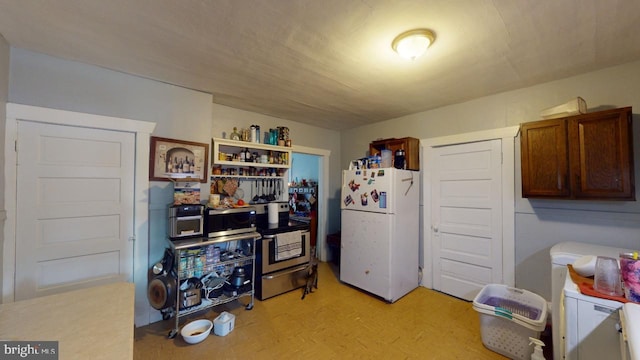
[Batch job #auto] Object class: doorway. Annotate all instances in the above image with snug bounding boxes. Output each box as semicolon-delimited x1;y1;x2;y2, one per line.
15;120;135;301
421;127;518;297
289;146;330;262
290;153;320;252
3;103;156;327
430;139;503;300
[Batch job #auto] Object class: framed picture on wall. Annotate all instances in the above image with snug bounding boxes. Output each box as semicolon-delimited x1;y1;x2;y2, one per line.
149;136;209;182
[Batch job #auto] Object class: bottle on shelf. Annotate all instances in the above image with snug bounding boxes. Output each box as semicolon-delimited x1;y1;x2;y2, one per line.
230;127;241;141
250;125;257;143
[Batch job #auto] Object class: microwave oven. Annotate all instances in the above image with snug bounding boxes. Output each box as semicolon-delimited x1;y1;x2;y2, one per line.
169;204;204;239
204;206;256;238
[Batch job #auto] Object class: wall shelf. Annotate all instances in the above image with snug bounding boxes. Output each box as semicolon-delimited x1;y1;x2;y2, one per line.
213;138;291;166
211;175;286;180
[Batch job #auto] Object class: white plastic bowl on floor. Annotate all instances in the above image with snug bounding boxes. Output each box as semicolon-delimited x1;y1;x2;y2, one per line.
181;319;213;344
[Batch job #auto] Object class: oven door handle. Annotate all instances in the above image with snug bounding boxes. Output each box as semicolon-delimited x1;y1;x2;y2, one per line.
174;215;203;221
263;264;308;279
262;231;310;241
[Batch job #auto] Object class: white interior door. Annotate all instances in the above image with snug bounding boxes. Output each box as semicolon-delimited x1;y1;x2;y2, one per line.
431;139;502;300
15;120;135;300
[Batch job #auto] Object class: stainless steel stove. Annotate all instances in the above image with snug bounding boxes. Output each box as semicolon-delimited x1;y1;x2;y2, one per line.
254;202;311;300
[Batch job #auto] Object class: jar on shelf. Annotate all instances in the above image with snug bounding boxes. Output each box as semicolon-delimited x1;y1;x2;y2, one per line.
277;127;285;146
278;126;290;141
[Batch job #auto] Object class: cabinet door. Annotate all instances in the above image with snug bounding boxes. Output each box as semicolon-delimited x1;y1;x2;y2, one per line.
568;107;635;200
520;118;570;197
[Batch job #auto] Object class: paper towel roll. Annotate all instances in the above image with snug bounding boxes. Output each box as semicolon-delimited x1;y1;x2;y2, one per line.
268;202;279;224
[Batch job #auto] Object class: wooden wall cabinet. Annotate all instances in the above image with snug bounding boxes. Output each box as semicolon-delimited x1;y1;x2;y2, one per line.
520;107;635;200
369;137;420;170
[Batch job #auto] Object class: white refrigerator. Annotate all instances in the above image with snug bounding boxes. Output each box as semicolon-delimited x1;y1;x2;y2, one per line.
340;168;419;303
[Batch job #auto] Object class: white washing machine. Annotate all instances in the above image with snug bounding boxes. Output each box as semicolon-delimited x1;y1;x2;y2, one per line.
550;242;632;360
564;270;624;360
620;302;640;360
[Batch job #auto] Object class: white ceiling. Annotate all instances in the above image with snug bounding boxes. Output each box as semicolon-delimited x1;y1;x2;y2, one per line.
1;1;640;130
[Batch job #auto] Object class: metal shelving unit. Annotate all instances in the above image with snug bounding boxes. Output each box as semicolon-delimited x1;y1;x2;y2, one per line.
166;232;261;339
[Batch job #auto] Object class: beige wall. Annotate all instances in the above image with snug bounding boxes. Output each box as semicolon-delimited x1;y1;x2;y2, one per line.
0;35;8;301
341;60;640;300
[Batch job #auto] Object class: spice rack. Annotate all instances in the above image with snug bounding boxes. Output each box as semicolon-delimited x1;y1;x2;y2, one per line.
211;138;291;178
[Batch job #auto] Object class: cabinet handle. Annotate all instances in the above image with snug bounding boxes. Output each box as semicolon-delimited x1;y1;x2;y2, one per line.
593;304;615;314
557;174;562;190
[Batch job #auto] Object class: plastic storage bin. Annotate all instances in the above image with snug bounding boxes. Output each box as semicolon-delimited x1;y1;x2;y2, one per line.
213;311;235;336
472;284;548;360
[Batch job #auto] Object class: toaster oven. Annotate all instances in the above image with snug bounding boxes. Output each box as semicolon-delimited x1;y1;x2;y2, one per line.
169;204;204;239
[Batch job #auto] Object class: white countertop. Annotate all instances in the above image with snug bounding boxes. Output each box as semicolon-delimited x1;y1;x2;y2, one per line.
623;302;640;360
0;282;134;360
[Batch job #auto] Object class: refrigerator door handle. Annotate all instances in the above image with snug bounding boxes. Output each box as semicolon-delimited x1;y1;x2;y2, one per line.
401;173;414;196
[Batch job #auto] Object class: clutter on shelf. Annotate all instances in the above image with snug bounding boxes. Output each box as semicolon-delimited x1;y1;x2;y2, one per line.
225;125;292;147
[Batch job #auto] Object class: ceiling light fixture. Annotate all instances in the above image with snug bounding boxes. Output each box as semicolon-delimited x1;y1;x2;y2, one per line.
391;29;435;60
